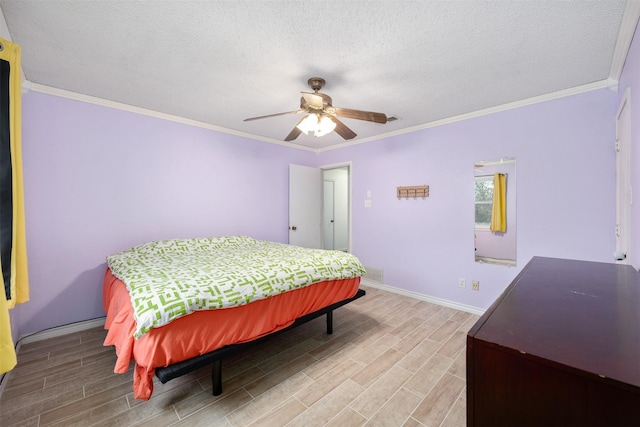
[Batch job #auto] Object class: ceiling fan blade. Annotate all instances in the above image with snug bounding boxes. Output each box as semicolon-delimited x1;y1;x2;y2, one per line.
284;116;307;141
301;92;324;109
330;116;357;140
284;127;302;141
334;107;388;124
244;110;302;122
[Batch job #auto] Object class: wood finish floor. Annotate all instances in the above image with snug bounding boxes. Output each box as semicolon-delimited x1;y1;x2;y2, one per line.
0;285;479;426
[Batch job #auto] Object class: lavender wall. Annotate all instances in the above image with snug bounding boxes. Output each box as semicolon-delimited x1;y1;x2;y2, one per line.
320;89;618;309
617;20;640;270
17;92;316;336
15;78;621;338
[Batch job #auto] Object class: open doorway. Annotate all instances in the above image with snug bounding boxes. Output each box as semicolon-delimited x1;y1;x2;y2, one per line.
322;165;350;252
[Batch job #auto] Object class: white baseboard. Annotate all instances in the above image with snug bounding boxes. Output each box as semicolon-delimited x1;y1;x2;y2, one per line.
1;317;107;399
360;279;485;316
18;317;106;345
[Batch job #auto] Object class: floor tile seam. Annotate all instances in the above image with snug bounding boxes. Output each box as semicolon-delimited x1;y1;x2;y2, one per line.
436;381;467;427
398;370;430;399
295;378;363;426
1;376;46;402
255;344;327;373
296;367;359;408
398;331;443;353
354;380;421;424
219;364;269;391
306;342;361;371
166;396;186;425
421;370;458;405
393;363;415;380
83;400;136;427
221;386;276;427
10;360;85;384
19;341;81;356
358;355;415;393
250;390;306;422
401;353;451;398
350;346;403;383
388;323;423;340
80;354;118;368
4;377;85;413
346;403;369;424
291;394;308;411
244;382;263;400
125;406;181;426
39;392;129;427
178;388;246;424
10;354;68;372
46;342;110;356
5;386;88;419
402;337;442;361
428;321;465;342
448;367;466;381
436;345;464;362
323;400;366;426
80;335;108;345
407;416;428;426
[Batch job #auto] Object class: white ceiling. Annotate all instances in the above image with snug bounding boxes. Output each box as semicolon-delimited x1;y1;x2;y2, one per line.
0;1;635;150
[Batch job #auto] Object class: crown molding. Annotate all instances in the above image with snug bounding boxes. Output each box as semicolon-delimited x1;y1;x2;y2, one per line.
30;78;610;155
609;0;640;87
27;82;316;152
317;79;612;152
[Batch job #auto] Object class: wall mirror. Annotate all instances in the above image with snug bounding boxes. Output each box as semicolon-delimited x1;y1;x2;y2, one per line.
474;158;516;266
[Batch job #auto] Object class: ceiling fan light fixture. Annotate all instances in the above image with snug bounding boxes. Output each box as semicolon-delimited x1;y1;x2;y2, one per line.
245;77;388;142
296;114;336;137
315;115;336;137
296;114;318;134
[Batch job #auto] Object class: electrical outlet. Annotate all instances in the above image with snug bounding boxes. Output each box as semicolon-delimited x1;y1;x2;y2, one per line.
458;278;466;288
472;280;480;291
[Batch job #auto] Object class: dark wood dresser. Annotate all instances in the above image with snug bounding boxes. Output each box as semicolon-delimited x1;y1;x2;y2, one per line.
467;257;640;426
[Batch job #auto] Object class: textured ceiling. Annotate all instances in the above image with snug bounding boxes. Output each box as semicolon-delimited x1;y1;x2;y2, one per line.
0;1;632;150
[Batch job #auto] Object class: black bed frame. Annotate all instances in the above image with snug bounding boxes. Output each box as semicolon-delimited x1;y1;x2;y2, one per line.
155;288;366;396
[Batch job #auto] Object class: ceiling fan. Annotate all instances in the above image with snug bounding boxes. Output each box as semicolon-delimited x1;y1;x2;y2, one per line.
244;77;393;141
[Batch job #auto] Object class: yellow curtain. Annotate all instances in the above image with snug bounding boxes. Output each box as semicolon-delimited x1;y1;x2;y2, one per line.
0;38;29;375
490;173;507;233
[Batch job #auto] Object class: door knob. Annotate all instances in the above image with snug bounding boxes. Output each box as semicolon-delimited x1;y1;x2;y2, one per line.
290;226;297;231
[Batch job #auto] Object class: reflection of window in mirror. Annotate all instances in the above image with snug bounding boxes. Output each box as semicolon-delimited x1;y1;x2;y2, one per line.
475;176;494;228
474;158;516;266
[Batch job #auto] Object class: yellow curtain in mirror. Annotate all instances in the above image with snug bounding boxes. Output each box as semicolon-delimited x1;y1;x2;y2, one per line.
490;173;507;232
0;38;29;375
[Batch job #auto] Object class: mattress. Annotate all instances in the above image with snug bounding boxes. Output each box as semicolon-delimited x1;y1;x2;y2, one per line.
103;268;360;400
106;236;366;338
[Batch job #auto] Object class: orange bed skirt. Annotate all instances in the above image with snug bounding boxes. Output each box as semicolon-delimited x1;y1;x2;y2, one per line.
102;268;360;400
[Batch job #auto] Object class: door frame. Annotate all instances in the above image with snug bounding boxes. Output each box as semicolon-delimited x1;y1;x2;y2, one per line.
323;179;335;250
615;88;632;264
321;161;353;253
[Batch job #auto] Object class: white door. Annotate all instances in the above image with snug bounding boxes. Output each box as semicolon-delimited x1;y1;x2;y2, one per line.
615;89;632;264
289;164;322;248
323;180;335;250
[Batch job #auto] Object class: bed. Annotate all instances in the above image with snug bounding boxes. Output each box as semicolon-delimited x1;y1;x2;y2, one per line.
102;236;366;400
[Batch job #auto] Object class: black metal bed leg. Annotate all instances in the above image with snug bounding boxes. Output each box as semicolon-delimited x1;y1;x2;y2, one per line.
326;310;333;334
212;359;222;396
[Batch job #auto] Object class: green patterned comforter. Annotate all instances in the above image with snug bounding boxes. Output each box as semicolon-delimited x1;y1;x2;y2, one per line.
107;236;366;338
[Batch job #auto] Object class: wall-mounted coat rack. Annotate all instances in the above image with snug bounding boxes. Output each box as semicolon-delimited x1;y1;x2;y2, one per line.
397;185;429;199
